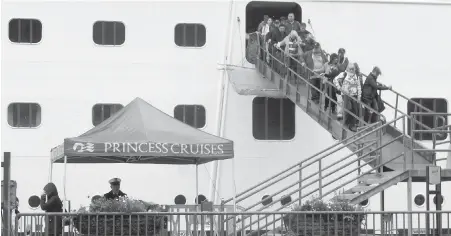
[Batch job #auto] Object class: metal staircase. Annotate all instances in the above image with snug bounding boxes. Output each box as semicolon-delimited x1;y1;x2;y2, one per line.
222;116;405;207
221;33;450;233
228;33;448;171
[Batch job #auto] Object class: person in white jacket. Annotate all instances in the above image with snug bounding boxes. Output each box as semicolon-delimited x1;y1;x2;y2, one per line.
333;63;362;132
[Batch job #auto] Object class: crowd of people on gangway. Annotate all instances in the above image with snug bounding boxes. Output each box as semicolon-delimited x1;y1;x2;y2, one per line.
256;13;392;133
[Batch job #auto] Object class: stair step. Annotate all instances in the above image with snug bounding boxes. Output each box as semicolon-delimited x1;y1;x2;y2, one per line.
358;171;402;184
348;184;374;193
333;193;359;201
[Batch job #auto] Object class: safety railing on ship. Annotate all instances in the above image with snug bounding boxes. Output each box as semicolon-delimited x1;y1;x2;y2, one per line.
252;32;448;143
223;116;407;207
255;32;382;132
223;116;409;231
15;211;451;236
411;112;451;163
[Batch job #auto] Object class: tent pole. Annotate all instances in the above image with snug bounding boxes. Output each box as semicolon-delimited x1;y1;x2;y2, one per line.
232;158;236;212
48;157;53;182
196;164;199;204
63;155;68;203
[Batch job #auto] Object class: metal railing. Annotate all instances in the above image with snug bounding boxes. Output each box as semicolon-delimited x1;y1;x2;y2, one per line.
253;32;447;140
256;34;379;135
222;115;408;232
15;211;451;236
410;112;451;157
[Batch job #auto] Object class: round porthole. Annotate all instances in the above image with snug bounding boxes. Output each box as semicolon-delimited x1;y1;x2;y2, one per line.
433;195;444;206
359;199;369;207
195;194;207;204
28;195;40;209
262;195;273;206
174;194;187;205
280;195;292;206
414;194;425;207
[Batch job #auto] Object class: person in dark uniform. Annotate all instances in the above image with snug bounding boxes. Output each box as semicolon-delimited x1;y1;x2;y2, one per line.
103;178;127;200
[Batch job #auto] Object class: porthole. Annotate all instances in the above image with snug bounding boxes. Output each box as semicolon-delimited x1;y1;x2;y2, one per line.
433;194;444;206
280;195;292;206
174;194;187;205
195;194;207;204
359;199;369;207
28;195;40;208
262;194;273;206
414;194;425;207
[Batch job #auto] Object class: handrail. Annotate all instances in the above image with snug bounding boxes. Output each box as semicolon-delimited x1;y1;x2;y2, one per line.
255;32;382;128
249;132;401;213
224;115;404;222
222;120;382;204
357;72;448;135
224;116;407;230
239;136;405;232
224;108;403;206
254;31;446;138
243;151;406;233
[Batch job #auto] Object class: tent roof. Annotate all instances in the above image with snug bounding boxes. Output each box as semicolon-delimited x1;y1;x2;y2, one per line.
51;97;233;164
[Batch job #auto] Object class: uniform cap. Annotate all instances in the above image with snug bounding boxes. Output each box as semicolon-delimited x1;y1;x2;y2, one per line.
109;178;121;185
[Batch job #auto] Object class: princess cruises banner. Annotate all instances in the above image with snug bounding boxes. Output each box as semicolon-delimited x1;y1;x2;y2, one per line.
50;97;234;165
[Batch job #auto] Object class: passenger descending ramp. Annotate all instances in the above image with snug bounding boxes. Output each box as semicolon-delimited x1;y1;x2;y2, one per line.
227;34;443;172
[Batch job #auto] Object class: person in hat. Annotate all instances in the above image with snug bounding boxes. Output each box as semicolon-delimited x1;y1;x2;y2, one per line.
362;66;391;123
104;178;127;200
337;48;349;73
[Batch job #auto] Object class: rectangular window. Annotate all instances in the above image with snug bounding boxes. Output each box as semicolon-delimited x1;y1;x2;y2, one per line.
9;19;42;43
8;103;41;128
93;21;125;46
252;97;295;140
174;105;206;128
174;23;206;47
407;98;448;141
92;104;124;126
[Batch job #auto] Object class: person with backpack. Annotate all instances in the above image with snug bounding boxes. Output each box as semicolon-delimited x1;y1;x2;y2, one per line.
323;53;340;114
333;63;362;132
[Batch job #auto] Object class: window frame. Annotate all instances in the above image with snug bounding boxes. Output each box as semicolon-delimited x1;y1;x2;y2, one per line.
91;103;124;126
8;18;43;44
173;104;207;129
407;97;448;141
174;23;207;48
252;97;296;141
92;21;126;46
7;102;42;128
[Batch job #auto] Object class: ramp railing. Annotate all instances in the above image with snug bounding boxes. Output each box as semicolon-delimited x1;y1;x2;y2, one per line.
223;115;407;213
253;32;448;146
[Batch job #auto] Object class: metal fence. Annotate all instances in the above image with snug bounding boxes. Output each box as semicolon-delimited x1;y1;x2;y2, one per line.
14;211;451;236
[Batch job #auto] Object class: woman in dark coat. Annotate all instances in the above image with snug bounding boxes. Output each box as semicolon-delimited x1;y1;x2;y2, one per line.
41;182;63;236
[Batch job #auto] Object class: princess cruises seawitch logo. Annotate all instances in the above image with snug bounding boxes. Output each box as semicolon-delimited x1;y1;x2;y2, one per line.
73;142;95;153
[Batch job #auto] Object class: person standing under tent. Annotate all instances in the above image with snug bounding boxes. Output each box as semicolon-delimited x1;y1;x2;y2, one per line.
104;178;127;200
